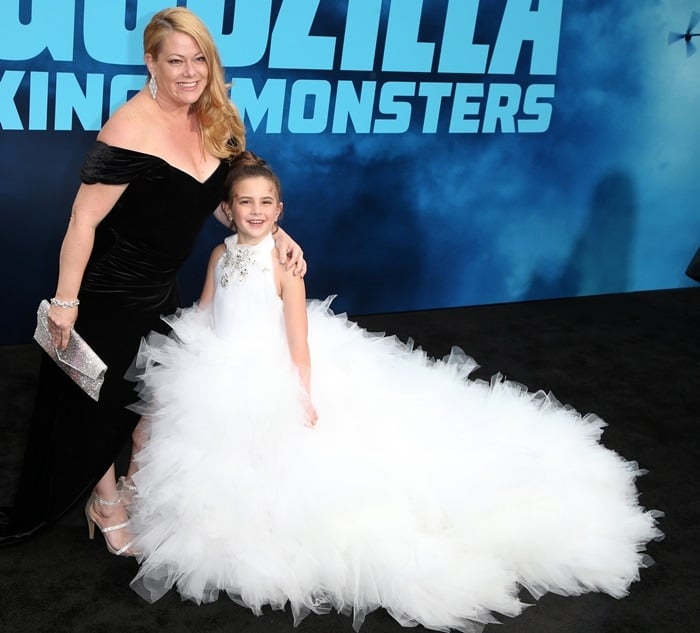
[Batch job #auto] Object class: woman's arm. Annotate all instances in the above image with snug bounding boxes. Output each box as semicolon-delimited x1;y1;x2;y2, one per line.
276;259;317;425
273;225;307;277
50;182;128;350
213;203;231;228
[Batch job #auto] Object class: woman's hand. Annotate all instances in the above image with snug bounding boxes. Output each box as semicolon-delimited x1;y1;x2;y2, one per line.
273;227;307;277
48;304;78;351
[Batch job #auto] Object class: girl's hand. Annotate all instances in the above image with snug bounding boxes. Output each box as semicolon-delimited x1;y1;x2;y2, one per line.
48;304;78;351
274;228;307;277
305;400;319;427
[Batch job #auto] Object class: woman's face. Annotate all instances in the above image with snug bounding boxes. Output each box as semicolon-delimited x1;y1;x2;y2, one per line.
146;31;209;107
226;176;282;245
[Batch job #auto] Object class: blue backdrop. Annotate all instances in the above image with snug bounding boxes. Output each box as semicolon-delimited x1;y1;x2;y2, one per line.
1;0;698;344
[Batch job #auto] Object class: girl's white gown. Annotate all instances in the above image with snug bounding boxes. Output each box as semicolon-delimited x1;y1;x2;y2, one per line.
128;232;661;632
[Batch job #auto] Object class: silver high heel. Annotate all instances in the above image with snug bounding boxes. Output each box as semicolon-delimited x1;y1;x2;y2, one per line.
84;492;136;557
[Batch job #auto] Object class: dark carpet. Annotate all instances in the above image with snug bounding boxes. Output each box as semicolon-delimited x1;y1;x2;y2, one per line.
1;288;698;633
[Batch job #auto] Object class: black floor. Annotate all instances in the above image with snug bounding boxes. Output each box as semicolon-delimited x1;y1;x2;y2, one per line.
1;288;698;633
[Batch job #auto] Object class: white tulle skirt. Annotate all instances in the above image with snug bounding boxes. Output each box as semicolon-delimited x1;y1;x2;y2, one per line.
127;298;661;632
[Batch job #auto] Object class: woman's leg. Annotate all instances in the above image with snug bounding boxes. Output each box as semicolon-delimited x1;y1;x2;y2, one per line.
125;416;150;482
86;464;134;555
116;416;150;510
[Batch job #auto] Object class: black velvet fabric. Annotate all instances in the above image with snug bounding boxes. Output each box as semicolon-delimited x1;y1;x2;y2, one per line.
2;143;229;540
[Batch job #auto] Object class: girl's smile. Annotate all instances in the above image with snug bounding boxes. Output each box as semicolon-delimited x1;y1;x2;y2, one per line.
226;176;283;245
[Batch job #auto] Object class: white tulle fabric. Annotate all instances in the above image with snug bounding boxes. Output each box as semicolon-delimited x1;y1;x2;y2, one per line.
128;232;661;632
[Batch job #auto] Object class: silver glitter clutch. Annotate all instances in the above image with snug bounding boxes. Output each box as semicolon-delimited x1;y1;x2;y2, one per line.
33;299;107;401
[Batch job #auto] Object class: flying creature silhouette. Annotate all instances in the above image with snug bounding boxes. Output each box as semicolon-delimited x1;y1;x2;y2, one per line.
668;11;700;57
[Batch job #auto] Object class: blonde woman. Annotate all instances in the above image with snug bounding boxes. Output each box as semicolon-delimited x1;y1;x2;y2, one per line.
0;8;305;555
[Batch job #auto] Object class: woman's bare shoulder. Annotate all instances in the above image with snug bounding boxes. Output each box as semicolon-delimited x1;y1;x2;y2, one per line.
97;91;150;149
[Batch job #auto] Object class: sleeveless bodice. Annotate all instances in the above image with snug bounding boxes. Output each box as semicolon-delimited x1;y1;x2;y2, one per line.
211;232;284;342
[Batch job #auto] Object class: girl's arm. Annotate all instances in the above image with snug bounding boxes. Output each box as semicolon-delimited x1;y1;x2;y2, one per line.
50;182;128;350
198;244;225;306
276;258;318;426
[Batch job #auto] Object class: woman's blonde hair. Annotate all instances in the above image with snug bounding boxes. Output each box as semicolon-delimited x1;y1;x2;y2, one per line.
144;7;245;158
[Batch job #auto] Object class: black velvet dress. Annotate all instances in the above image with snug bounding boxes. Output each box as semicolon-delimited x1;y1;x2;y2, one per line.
2;141;230;541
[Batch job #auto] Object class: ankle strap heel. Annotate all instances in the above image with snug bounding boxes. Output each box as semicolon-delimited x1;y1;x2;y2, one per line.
84;491;137;557
94;494;122;506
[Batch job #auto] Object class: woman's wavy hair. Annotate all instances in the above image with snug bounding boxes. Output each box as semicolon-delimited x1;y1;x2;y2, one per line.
143;7;245;158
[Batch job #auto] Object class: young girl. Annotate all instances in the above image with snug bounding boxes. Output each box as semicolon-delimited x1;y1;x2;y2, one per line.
128;153;661;632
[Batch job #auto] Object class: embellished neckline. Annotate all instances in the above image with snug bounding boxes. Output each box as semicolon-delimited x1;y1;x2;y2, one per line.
219;232;274;286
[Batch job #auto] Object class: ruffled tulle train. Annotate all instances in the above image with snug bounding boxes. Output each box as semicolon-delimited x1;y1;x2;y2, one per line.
127;235;661;632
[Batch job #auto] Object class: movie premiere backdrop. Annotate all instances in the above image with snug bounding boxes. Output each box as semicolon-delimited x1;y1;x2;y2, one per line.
1;0;698;344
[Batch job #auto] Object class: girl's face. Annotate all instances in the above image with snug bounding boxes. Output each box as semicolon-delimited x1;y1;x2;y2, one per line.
145;31;209;107
226;176;282;245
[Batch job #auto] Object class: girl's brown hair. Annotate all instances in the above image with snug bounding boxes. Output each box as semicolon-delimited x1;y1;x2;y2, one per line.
222;152;283;231
224;152;282;201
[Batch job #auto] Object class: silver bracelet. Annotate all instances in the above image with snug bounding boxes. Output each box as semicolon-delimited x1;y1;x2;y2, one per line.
50;297;80;308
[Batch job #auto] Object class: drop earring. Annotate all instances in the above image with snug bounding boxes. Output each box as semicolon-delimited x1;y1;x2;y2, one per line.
148;75;158;100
